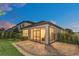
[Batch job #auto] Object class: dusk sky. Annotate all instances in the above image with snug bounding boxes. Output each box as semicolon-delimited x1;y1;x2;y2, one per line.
0;3;79;32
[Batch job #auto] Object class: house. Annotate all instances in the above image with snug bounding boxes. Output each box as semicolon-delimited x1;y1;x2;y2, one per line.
5;21;35;32
21;21;65;45
4;21;35;38
5;21;66;45
15;21;35;32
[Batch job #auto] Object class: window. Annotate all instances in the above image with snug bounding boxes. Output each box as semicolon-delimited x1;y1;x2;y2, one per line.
22;30;28;37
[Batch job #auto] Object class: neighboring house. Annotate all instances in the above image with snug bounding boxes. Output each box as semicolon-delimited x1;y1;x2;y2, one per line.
4;21;35;38
16;21;35;32
5;26;16;32
5;21;66;45
5;21;35;32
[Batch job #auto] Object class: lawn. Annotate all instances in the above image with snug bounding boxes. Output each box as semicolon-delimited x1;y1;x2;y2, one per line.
0;39;23;56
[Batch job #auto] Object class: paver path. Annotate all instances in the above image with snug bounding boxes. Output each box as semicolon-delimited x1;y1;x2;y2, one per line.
15;40;79;56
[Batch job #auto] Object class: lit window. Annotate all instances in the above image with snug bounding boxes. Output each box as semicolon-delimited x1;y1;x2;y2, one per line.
22;30;28;37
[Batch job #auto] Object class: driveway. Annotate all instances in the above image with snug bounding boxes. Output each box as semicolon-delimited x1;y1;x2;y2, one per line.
15;40;79;56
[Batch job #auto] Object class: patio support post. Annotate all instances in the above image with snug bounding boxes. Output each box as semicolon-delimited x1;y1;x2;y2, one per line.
28;28;31;39
55;27;58;41
45;25;49;45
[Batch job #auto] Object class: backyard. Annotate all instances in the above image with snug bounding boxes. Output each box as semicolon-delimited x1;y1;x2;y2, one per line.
0;39;23;56
16;40;79;56
0;38;78;56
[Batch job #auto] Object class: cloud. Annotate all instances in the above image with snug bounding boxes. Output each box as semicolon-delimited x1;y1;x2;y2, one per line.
0;21;15;30
65;22;79;32
13;3;26;8
0;3;26;16
50;20;56;24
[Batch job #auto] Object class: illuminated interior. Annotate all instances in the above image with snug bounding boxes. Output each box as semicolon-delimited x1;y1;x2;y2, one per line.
22;26;57;44
49;27;56;43
31;28;45;42
22;29;28;38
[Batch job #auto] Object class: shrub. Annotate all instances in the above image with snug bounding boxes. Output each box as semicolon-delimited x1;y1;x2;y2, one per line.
57;32;78;44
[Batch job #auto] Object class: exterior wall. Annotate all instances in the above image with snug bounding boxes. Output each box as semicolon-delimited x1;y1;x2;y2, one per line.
17;25;21;31
16;22;32;32
23;23;31;27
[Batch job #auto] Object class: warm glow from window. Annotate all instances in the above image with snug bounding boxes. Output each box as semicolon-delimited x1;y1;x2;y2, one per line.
41;28;45;39
31;29;33;40
22;30;28;37
31;28;45;42
50;27;55;42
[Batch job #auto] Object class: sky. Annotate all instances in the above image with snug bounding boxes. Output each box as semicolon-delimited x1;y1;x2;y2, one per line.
0;3;79;32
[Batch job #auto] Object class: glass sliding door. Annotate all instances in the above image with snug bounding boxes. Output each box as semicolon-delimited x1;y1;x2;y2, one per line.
31;27;45;43
36;30;40;42
33;28;40;41
41;28;45;42
31;29;34;40
49;27;56;43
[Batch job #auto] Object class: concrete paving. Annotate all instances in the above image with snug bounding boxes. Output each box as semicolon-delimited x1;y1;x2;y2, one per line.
14;40;79;56
12;43;33;56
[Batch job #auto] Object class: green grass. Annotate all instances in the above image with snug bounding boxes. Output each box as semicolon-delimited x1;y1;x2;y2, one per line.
0;39;23;56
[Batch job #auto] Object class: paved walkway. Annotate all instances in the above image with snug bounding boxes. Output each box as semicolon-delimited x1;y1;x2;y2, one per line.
15;40;79;56
12;43;33;56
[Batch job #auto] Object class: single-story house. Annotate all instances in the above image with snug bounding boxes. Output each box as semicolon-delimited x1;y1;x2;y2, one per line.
21;21;65;45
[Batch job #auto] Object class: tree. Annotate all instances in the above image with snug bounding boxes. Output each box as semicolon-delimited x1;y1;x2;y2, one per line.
0;27;5;39
11;27;22;41
13;27;20;33
58;28;78;44
0;27;5;31
65;28;73;34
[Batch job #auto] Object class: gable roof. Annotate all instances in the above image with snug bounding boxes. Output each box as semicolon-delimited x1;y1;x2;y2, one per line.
16;21;35;26
5;21;35;31
5;20;65;32
22;21;65;30
38;21;64;30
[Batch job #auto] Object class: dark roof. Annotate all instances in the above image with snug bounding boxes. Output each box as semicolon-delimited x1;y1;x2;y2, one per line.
5;21;35;31
16;21;35;26
6;21;65;31
22;21;65;30
39;21;64;30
